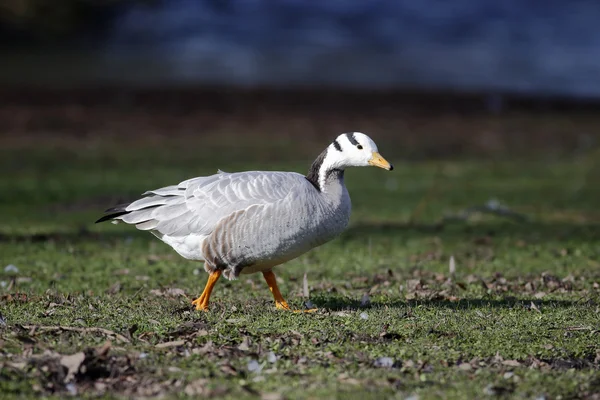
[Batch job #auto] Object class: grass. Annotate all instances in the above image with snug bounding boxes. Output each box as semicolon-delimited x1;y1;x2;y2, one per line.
1;129;599;400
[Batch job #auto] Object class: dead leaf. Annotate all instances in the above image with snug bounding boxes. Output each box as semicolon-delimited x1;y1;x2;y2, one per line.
501;360;521;367
156;340;185;349
5;361;27;370
262;393;285;400
61;352;85;382
530;302;541;313
150;288;185;297
165;288;185;296
332;311;351;317
106;282;121;294
22;325;130;343
406;279;422;292
220;362;238;376
97;341;111;357
192;341;215;355
238;336;251;351
185;379;208;396
115;269;130;275
458;363;472;371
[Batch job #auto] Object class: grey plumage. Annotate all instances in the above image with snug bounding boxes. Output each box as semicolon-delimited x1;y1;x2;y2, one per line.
96;132;391;283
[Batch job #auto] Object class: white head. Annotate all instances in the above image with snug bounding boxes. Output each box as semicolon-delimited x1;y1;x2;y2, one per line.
307;132;393;191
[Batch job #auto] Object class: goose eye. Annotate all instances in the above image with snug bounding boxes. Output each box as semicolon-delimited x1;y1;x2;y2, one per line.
357;145;363;150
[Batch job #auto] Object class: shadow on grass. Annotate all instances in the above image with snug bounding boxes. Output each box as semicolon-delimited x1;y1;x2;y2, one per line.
342;220;600;243
2;220;599;245
310;295;584;311
0;229;144;244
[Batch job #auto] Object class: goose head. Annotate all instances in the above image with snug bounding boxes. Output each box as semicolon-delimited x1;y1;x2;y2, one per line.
307;132;393;191
327;132;393;171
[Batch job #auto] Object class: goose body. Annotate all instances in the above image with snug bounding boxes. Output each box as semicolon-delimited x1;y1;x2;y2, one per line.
97;132;392;310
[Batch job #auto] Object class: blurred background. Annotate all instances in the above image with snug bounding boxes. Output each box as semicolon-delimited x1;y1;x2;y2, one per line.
1;0;600;230
2;0;600;95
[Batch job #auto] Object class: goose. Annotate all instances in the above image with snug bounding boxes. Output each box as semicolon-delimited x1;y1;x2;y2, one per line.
96;132;393;311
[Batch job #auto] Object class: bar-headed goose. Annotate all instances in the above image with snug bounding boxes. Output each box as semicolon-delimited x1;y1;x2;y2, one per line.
97;132;393;311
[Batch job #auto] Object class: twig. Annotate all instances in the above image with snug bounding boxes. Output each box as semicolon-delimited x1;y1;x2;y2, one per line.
22;325;130;343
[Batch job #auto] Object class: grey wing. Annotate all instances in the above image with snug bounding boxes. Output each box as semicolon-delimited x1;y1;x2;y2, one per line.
116;171;303;237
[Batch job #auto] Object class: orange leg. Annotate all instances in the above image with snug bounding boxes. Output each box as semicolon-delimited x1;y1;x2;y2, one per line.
262;270;290;310
192;270;222;311
262;271;317;312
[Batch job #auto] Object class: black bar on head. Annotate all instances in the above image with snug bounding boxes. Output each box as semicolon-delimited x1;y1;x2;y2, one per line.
346;132;359;146
333;139;342;151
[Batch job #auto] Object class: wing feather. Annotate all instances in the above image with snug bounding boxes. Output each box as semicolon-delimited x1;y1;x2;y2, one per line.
114;171;305;238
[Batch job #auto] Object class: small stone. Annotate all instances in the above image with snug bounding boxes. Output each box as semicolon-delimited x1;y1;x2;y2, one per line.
4;264;18;273
484;384;496;395
458;363;472;371
267;352;277;363
247;359;262;373
359;312;369;320
373;357;394;368
65;383;77;396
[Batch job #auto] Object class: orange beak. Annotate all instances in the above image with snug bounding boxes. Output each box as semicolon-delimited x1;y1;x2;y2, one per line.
368;152;393;171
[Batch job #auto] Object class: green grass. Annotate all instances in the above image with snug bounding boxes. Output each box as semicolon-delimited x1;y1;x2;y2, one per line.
1;135;599;399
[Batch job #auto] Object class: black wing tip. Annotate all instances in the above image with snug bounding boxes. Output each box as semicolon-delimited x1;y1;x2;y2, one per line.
95;210;130;224
104;203;131;213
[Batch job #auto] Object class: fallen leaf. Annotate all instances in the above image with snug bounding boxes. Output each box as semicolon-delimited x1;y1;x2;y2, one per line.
115;269;130;275
458;363;472;371
332;311;351;317
530;302;541;313
262;393;285;400
149;288;185;297
60;352;85;382
22;325;130;343
106;282;121;294
155;340;185;348
5;361;27;370
184;379;208;396
406;279;422;292
165;288;185;296
502;360;521;367
238;337;251;351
